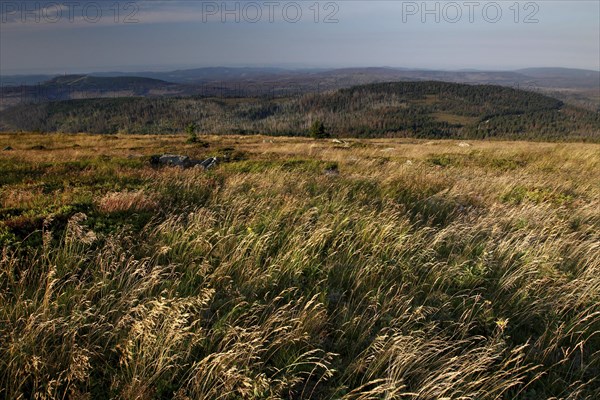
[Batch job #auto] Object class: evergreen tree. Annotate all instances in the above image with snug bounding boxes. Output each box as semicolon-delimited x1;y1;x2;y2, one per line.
186;122;198;143
309;120;329;139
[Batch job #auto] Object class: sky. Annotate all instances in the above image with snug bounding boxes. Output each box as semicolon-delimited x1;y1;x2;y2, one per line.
1;1;599;74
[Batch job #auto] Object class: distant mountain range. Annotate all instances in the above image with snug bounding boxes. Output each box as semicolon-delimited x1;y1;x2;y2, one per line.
1;67;596;88
0;75;195;110
2;66;598;109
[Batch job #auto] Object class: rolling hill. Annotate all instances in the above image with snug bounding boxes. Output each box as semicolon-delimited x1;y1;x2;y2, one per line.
0;75;192;111
1;81;598;140
3;67;599;111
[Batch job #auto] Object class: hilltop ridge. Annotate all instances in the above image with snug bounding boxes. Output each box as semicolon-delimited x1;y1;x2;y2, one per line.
1;81;598;140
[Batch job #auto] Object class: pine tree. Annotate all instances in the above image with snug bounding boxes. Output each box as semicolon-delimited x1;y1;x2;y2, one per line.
186;122;198;143
309;120;329;139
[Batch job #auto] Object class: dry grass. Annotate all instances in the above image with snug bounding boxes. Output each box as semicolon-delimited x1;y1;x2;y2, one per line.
97;190;160;214
0;133;599;399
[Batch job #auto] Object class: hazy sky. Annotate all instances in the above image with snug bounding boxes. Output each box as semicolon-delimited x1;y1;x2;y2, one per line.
1;1;599;74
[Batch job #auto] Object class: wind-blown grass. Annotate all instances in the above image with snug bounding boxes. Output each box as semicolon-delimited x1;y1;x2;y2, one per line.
0;134;599;398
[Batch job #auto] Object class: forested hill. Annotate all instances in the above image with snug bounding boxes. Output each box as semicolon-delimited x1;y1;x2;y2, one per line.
0;75;183;104
1;81;598;140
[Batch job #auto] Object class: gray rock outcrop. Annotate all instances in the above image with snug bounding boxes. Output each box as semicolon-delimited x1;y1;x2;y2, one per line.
150;154;218;170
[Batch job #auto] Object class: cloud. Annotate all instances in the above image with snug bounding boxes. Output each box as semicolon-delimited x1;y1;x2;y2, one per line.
1;1;598;71
0;1;328;32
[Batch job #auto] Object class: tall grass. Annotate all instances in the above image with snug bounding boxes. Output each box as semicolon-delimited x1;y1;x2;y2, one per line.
0;135;599;398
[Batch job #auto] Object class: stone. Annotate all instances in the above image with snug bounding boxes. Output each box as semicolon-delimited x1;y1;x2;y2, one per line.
151;154;218;170
149;155;161;166
158;154;193;168
3;146;13;151
198;157;218;170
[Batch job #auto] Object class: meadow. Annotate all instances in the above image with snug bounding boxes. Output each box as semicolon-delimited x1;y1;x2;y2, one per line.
1;133;599;399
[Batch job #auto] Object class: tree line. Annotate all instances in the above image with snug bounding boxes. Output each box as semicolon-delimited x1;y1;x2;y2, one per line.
1;81;598;140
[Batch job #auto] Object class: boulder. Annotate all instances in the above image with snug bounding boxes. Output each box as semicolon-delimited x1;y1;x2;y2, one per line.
197;157;218;170
150;154;218;170
158;154;193;168
3;146;13;151
149;155;161;166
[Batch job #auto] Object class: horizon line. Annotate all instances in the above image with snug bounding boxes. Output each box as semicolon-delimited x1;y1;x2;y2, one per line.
2;65;599;77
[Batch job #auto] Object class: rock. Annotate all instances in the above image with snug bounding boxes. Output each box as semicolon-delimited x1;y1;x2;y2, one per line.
149;155;161;166
197;157;218;170
457;142;472;148
151;154;218;170
3;146;13;151
332;139;344;144
29;145;46;150
158;154;193;168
